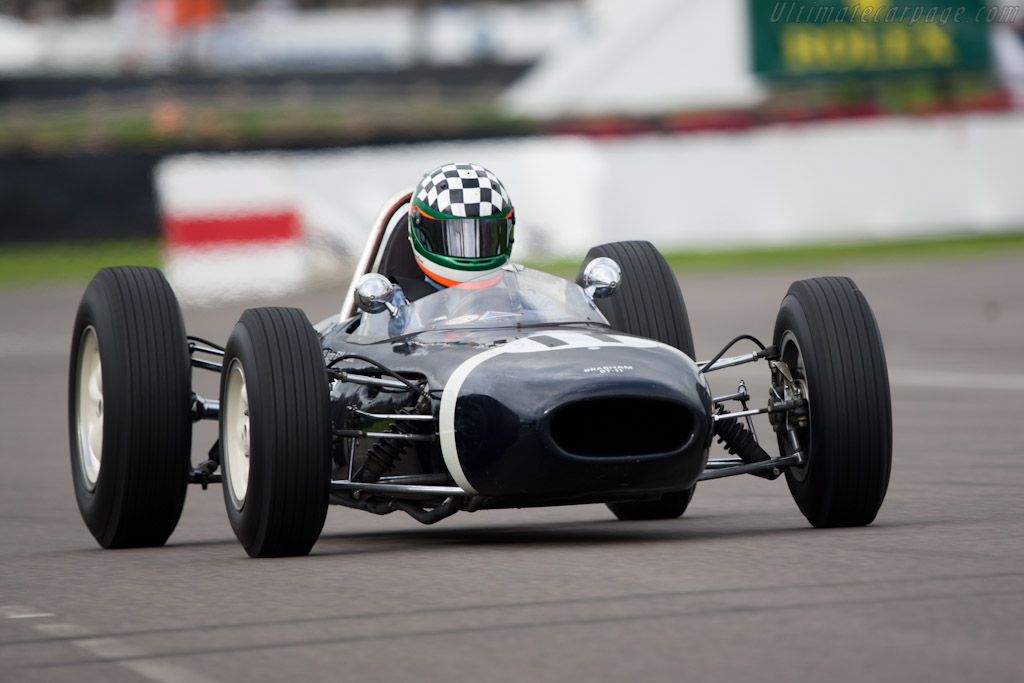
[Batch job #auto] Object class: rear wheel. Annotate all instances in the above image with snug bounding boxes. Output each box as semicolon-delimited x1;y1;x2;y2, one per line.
773;277;892;527
220;307;331;557
69;267;192;548
577;241;698;521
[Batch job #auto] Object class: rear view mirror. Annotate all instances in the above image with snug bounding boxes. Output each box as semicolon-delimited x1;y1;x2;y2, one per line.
582;257;622;299
353;274;397;315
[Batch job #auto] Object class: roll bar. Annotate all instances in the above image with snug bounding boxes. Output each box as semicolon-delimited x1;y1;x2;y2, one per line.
339;188;415;323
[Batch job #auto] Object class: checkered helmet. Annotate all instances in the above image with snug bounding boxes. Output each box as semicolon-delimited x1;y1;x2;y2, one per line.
409;162;515;286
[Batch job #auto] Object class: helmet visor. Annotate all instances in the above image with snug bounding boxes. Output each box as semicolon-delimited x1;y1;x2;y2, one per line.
412;208;513;259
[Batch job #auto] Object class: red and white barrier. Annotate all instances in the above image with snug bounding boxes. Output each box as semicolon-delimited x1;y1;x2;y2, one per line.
157;154;311;304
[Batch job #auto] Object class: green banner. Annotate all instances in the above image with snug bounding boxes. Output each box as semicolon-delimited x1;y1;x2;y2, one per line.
749;0;994;79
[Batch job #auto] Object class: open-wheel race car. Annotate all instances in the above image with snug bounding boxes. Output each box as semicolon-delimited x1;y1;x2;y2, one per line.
69;188;892;558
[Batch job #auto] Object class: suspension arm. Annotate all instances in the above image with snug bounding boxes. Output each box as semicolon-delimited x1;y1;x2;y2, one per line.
333;429;436;442
699;454;802;481
712;397;806;422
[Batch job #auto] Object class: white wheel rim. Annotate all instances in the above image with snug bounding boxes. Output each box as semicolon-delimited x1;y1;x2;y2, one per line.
224;359;251;510
76;326;103;491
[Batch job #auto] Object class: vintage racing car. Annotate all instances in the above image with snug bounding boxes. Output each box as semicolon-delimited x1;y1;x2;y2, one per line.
69;189;892;557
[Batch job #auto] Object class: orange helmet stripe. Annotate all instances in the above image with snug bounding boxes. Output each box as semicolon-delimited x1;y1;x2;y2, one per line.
415;258;503;289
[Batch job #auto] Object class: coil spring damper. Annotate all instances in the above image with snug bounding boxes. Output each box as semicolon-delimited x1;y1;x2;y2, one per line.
713;407;779;480
352;406;431;483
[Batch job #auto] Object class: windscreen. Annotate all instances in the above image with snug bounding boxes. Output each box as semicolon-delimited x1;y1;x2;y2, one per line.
349;265;609;344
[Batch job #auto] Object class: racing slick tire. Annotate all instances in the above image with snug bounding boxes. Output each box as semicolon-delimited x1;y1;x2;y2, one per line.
69;266;192;548
577;241;697;521
220;307;331;558
773;277;892;528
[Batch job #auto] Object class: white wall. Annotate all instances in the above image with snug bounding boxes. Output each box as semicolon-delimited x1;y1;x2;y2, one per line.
503;0;764;118
157;112;1024;300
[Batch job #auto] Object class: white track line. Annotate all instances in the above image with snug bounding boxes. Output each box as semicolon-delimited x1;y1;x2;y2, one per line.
888;367;1024;392
1;606;55;619
32;619;220;683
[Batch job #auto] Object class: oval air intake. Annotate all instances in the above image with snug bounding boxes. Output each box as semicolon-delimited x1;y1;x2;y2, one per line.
549;398;692;457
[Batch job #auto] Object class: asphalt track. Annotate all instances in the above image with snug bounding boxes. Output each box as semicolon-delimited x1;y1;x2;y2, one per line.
1;255;1022;682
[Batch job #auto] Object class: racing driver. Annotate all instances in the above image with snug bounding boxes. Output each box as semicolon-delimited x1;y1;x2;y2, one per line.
404;162;515;299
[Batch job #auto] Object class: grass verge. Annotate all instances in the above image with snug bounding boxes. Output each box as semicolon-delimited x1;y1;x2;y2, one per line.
2;231;1023;288
0;239;162;287
526;231;1024;280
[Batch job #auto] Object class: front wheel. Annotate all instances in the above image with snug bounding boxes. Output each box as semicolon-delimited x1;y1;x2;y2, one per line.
69;267;192;548
577;241;697;521
220;307;331;557
773;277;892;528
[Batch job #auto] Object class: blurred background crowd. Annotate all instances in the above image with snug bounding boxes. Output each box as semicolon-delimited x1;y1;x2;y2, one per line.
2;0;1023;294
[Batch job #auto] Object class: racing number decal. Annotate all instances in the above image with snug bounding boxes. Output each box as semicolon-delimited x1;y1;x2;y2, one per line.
526;332;623;349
